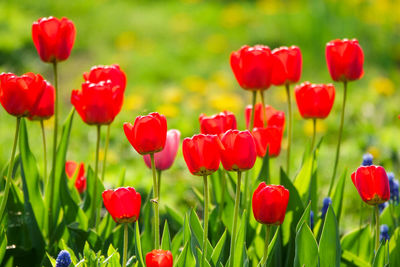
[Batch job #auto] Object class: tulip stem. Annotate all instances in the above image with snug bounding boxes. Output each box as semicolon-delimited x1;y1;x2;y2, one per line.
261;225;271;266
122;223;128;267
285;83;292;176
229;171;242;267
375;205;380;252
311;119;316;153
260;90;267;127
101;124;111;182
202;174;209;266
151;153;160;249
328;81;347;196
90;125;101;229
40;120;48;184
249;91;257;130
157;169;162;202
0;117;21;222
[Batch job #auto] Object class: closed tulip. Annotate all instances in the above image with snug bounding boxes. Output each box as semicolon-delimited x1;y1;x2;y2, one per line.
326;39;364;82
0;72;46;117
294;82;335;119
271;46;302;86
245;103;285;129
230;45;273;90
199;111;237;137
252;126;284;158
124;112;167;155
252;183;289;225
71;80;124;125
102;187;141;223
220;130;256;171
145;250;173;267
65;161;87;194
29;81;55;120
351;165;390;205
32;16;76;63
143;129;181;171
83;64;126;91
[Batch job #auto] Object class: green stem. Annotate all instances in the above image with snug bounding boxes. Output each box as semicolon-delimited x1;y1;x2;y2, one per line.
40;120;47;184
202;175;209;266
229;171;242;267
90;125;101;229
242;171;249;210
328;81;347;196
285;84;292;176
311;119;316;153
157;169;162;202
101;124;111;182
0;117;21;222
249;90;257;130
151;153;160;249
261;225;271;266
260;90;267;127
122;223;128;267
375;205;380;252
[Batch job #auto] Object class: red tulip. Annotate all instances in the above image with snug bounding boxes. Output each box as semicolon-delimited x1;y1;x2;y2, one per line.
294;82;335;119
199;111;237;137
83;64;127;91
182;134;222;176
102;187;141;223
124;112;167;155
220;130;256;171
65;161;87;194
245;103;285;129
143;129;181;171
71;80;124;125
271;46;302;86
351;165;390;205
29;81;55;120
252;182;289;225
0;72;46;117
145;249;173;267
326;39;364;82
32;16;76;63
230;45;273;90
252;126;283;158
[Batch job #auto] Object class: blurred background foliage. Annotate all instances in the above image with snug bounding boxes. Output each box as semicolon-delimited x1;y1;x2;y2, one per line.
0;0;399;232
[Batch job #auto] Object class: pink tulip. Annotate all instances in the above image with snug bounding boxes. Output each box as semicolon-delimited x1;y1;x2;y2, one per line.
143;129;181;171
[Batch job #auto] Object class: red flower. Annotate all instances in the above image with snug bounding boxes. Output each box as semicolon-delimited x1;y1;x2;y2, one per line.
143;129;181;171
65;161;87;194
102;187;141;223
230;45;273;90
32;16;76;63
326;39;364;82
29;81;55;120
245;103;285;129
199;111;237;137
182;134;222;176
124;112;167;155
252;126;283;158
271;46;302;86
252;182;289;225
83;64;127;91
71;80;124;125
294;82;335;119
220;130;256;171
351;165;390;205
0;72;46;117
145;249;173;267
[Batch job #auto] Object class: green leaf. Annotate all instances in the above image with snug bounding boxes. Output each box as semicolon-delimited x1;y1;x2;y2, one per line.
161;220;171;252
233;210;247;267
373;240;389;267
330;169;347;222
134;221;145;267
341;250;371;267
389;228;400;266
341;224;373;263
175;241;195;267
46;252;56;267
82;166;104;226
165;205;184;229
256;153;270;183
211;229;227;266
189;209;213;260
294;222;319;267
0;227;7;263
296;202;311;233
195;247;212;267
319;206;340;267
265;226;280;266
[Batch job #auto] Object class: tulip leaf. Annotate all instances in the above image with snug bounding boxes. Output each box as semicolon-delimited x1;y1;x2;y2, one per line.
256;152;270;183
373;240;389;267
319;206;340;267
233;210;247;267
171;228;184;257
134;221;145;267
189;209;213;260
82;166;104;226
341;224;374;263
161;220;171;252
211;229;227;266
195;247;212;267
0;227;7;264
296;202;311;234
266;226;281;266
175;241;195;267
165;205;184;230
389;228;400;266
330;169;347;223
140;187;154;255
294;222;319;267
341;250;371;267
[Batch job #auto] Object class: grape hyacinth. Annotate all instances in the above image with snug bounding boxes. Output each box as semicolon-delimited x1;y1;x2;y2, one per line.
321;197;331;219
310;210;314;231
56;250;71;267
388;172;399;204
379;224;389;242
378;202;388;213
362;153;373;166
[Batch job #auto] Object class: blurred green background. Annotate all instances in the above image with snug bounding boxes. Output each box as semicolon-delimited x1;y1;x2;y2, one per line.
0;0;400;232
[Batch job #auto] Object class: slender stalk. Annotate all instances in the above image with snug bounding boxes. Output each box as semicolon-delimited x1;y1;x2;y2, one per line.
242;171;249;210
40;120;48;183
202;175;209;266
311;119;316;153
249;91;257;130
328;81;347;195
260;90;267;127
229;171;242;267
0;117;21;222
261;225;271;266
48;61;59;236
90;125;101;229
122;223;128;267
157;169;162;202
151;153;160;249
375;205;380;252
101;124;111;182
285;84;292;176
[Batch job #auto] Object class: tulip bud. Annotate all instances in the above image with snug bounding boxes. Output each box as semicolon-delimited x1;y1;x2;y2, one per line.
145;249;173;267
102;187;141;223
28;81;55;121
252;126;284;158
271;45;302;86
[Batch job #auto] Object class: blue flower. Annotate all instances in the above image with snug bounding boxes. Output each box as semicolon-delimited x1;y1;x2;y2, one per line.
378;202;388;213
321;197;331;219
380;224;389;242
56;250;71;267
388;173;399;204
361;153;373;166
310;210;314;231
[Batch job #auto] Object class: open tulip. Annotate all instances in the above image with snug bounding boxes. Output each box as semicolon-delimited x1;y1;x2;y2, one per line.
145;250;173;267
294;82;335;119
326;39;364;82
245;103;285;129
71;80;124;125
199;111;237;137
28;81;55;120
102;187;141;223
252;126;283;158
83;64;127;91
271;46;302;86
124;112;167;155
143;129;180;171
65;161;87;194
32;16;76;63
